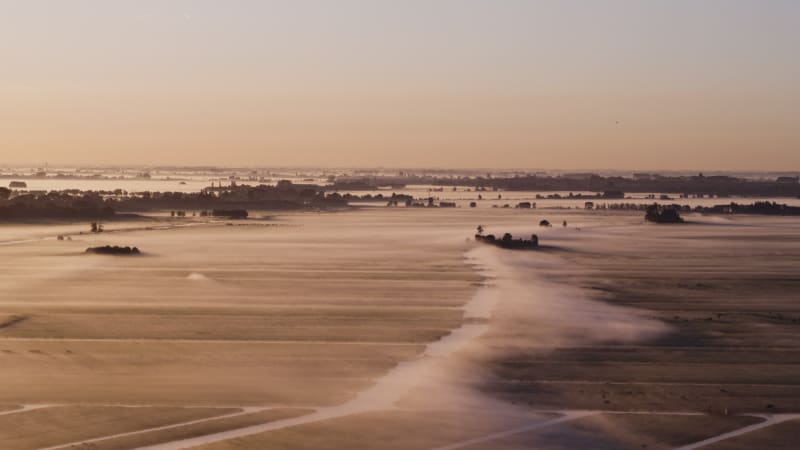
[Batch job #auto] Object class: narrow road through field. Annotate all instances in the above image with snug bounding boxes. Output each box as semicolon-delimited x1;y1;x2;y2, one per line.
676;413;800;450
431;411;596;450
0;404;53;417
37;407;266;450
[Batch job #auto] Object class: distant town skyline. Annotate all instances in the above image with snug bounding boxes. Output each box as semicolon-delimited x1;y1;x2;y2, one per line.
1;1;798;170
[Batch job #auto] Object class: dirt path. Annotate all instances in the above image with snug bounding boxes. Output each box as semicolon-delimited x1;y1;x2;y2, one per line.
675;413;800;450
0;404;53;417
37;407;265;450
431;411;597;450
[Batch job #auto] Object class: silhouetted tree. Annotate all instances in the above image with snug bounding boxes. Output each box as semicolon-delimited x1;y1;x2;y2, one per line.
645;204;685;223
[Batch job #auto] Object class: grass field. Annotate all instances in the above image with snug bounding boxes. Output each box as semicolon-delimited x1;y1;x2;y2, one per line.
457;413;763;450
704;417;800;450
0;405;236;450
192;409;559;450
54;408;314;450
2;209;799;449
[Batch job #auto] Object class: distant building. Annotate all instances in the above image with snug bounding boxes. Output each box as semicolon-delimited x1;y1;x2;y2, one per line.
776;176;799;183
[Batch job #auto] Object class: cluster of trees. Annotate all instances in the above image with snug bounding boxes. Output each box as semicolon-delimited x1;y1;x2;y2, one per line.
438;174;799;197
331;173;800;197
475;229;540;250
113;184;347;211
645;205;685;223
85;245;141;255
635;201;800;219
0;181;353;220
0;192;115;220
696;201;800;215
212;209;248;218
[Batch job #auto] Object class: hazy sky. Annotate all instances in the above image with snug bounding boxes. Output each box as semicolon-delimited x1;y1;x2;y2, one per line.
1;1;798;170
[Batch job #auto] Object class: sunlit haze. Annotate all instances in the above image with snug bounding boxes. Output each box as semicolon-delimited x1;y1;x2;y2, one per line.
1;1;798;170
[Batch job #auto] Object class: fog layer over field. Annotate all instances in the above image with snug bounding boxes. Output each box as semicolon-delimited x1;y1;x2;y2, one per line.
164;216;681;448
2;209;799;449
470;244;670;350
